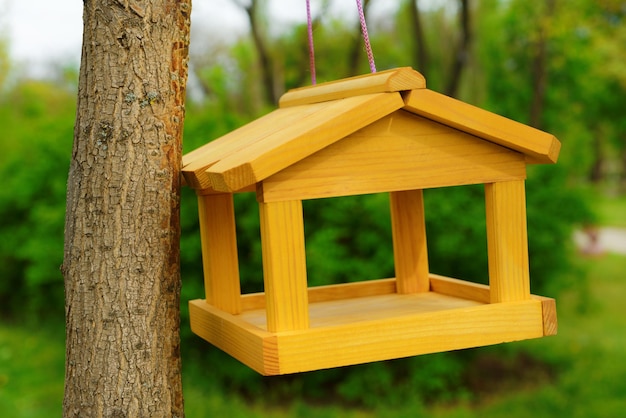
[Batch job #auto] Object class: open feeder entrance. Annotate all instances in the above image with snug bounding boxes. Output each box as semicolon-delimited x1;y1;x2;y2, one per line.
184;68;559;375
421;184;489;286
190;182;556;376
302;194;395;288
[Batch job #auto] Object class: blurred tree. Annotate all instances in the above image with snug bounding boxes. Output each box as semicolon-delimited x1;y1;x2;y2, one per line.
347;0;374;76
477;0;626;187
0;38;9;92
62;1;190;416
528;0;556;129
407;0;429;78
444;0;472;97
0;3;8;92
232;0;280;104
395;0;475;96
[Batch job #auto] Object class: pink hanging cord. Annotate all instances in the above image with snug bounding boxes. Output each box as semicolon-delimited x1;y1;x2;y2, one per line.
356;0;376;73
306;0;316;85
306;0;377;83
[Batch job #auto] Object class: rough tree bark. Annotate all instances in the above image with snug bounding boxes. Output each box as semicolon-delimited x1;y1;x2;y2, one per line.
62;0;191;416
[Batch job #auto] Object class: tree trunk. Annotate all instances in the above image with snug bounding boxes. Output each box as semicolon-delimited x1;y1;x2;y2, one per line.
347;0;373;76
240;0;278;104
445;0;471;97
589;132;604;183
409;0;429;79
529;0;556;129
62;1;190;416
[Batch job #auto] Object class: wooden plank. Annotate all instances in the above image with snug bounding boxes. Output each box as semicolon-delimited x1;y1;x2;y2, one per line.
195;184;256;195
259;200;309;332
197;193;241;314
191;296;547;375
191;280;555;374
241;290;483;330
272;299;545;374
390;190;430;293
189;299;273;375
429;274;491;304
485;181;531;303
207;92;405;192
532;295;558;336
182;102;332;190
258;111;526;202
307;278;397;303
240;278;398;311
279;67;426;107
403;89;561;164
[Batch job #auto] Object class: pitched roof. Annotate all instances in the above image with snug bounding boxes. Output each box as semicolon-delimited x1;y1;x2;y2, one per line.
182;68;560;193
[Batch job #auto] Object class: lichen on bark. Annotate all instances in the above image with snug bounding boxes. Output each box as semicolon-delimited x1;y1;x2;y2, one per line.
62;1;191;416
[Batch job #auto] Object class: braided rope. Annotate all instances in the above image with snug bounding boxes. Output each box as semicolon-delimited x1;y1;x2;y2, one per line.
305;0;377;84
306;0;316;84
356;0;376;73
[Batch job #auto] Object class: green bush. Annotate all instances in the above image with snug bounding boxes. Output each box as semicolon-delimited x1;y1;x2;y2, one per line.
0;72;595;406
0;81;74;321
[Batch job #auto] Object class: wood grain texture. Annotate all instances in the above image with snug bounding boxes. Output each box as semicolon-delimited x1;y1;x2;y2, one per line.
259;200;309;332
485;180;531;303
390;190;430;293
182;102;331;189
270;299;544;374
533;295;558;336
183;67;561;376
429;274;491;304
190;290;546;375
189;299;273;374
197;193;241;314
62;1;190;414
403;89;561;164
206;92;405;192
240;278;398;311
257;111;526;202
279;67;426;107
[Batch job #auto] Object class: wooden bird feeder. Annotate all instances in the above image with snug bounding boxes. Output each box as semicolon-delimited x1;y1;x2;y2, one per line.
182;67;560;376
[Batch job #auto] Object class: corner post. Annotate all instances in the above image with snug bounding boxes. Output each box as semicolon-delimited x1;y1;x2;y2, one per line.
390;189;430;293
259;199;309;332
197;192;242;314
485;180;531;303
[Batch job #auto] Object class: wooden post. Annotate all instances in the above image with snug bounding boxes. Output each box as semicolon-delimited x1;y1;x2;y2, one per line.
197;192;242;314
390;189;430;293
485;180;530;303
259;200;309;332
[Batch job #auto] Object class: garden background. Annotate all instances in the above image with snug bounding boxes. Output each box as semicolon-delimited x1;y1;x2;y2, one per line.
1;0;626;416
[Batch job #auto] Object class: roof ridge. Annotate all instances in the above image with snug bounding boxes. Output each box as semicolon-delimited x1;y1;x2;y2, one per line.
279;67;425;108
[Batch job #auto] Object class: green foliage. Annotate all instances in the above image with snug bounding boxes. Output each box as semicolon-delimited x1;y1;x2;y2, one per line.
1;0;621;411
0;81;74;321
595;193;626;228
0;324;64;416
6;254;626;417
303;194;395;286
476;0;626;183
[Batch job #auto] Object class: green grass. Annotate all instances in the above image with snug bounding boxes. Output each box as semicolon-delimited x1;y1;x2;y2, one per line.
180;252;626;418
0;323;65;417
595;194;626;228
2;254;625;417
428;253;626;418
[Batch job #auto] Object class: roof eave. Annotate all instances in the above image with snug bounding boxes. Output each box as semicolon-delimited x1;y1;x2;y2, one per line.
403;89;561;164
